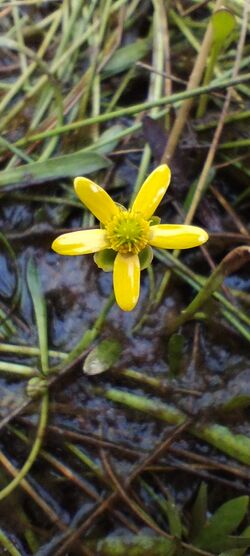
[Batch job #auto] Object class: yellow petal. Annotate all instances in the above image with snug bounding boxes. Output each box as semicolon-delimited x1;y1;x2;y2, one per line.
52;229;109;255
74;177;119;224
149;224;209;249
113;253;140;311
131;164;171;219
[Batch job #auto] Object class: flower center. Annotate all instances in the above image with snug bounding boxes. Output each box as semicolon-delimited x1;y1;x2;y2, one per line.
106;210;150;254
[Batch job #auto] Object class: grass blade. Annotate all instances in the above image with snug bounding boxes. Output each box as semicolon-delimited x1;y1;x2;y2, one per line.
0;151;111;189
27;258;48;375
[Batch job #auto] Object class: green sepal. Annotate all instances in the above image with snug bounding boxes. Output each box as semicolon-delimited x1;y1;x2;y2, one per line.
94;249;116;271
149;215;161;226
139;246;153;270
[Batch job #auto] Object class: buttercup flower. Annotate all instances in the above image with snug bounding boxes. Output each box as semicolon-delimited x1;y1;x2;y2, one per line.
52;165;208;311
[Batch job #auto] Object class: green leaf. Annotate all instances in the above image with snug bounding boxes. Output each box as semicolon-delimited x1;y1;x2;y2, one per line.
220;536;250;556
83;339;122;376
94;124;124;154
103;37;151;77
141;481;182;538
219;525;250;555
190;483;208;540
0;152;111;189
27;258;48;375
162;497;182;538
194;496;249;552
212;8;236;47
219;548;239;556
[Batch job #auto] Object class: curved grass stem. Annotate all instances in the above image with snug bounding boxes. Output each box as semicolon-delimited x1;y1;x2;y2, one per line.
0;528;22;556
0;391;48;501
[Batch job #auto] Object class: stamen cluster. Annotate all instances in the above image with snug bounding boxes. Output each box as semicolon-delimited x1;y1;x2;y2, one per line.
106;210;150;254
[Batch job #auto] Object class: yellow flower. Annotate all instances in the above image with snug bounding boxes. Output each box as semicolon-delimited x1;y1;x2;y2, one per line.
52;165;208;311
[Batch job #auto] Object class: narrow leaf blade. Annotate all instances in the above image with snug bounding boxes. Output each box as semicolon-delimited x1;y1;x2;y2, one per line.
194;496;249;552
0;152;111;189
27;258;48;375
